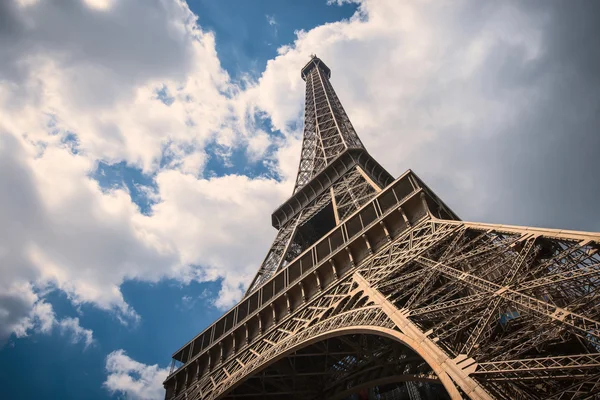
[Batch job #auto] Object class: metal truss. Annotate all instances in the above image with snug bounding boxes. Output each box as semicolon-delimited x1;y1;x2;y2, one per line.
293;56;364;194
246;164;382;293
167;218;456;399
247;57;386;294
164;56;600;400
332;166;379;222
246;189;331;293
165;217;600;400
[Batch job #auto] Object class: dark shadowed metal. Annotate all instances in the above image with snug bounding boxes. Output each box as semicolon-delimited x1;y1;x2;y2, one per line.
164;56;600;400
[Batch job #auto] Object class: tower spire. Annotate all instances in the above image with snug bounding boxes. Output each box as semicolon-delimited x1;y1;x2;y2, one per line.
293;55;365;193
244;56;392;293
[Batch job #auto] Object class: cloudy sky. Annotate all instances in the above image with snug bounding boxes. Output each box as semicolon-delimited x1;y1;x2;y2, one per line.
0;0;598;398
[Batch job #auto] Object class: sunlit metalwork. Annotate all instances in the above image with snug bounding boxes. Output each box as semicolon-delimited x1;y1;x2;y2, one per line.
164;56;600;399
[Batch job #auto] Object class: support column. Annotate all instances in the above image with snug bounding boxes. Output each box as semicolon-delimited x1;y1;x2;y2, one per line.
258;313;263;335
352;272;494;400
379;220;391;241
299;281;306;303
330;259;338;279
284;292;291;313
314;271;322;292
399;206;411;228
271;303;277;324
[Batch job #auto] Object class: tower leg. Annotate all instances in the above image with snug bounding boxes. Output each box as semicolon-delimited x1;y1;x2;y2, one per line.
353;272;494;400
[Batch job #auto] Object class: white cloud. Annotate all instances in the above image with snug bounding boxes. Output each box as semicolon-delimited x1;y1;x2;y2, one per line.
0;126;287;339
83;0;115;11
0;0;286;342
266;14;279;39
58;317;94;348
252;0;600;232
0;0;240;174
181;295;193;307
1;283;39;340
30;300;56;335
104;350;169;400
15;0;39;7
144;171;288;308
11;298;94;347
1;0;598;356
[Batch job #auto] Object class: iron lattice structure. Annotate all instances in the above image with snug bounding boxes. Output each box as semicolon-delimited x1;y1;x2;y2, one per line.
164;56;600;400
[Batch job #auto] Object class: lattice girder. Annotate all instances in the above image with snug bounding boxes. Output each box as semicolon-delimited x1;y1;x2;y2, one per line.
164;57;600;400
246;164;383;293
293;57;365;193
165;209;600;399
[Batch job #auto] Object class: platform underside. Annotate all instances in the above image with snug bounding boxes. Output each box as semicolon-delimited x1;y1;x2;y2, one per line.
226;333;449;400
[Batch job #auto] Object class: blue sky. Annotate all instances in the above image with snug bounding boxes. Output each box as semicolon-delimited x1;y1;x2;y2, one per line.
190;0;358;79
0;1;357;399
1;0;599;399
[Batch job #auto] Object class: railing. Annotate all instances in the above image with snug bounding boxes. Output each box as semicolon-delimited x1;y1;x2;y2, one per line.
166;169;456;381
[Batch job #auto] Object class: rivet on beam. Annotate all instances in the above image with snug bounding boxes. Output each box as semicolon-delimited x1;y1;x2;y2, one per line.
379;220;391;241
329;259;338;279
314;270;322;291
362;234;373;255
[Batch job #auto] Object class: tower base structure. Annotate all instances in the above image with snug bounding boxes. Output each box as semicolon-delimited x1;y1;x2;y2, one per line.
165;169;600;399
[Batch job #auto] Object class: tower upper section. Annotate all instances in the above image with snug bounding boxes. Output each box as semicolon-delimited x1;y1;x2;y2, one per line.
301;56;331;80
293;55;366;194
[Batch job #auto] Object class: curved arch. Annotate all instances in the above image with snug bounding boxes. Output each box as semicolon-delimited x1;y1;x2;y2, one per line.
220;324;461;400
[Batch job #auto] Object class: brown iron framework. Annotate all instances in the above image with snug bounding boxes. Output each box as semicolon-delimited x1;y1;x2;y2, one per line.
164;56;600;400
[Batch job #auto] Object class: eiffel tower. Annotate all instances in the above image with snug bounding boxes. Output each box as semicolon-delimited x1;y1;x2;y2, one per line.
164;56;600;400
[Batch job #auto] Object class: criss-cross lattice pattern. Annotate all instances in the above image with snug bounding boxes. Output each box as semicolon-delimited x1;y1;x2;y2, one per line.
247;166;380;294
332;167;379;221
359;221;600;399
245;57;384;295
164;57;600;400
167;215;600;400
293;57;364;194
247;189;332;292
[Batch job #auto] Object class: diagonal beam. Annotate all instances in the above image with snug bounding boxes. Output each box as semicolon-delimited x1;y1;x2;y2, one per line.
456;221;600;243
416;256;600;345
461;237;538;355
352;272;494;400
515;263;600;292
410;293;488;318
474;353;600;379
546;373;600;400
